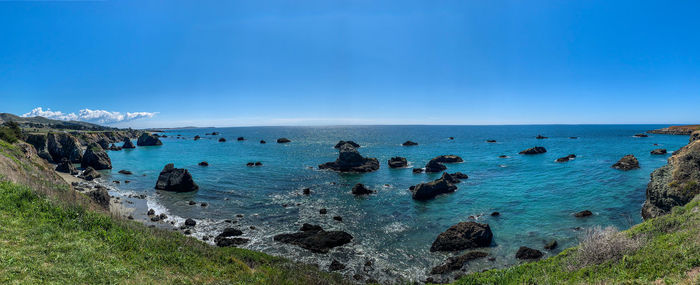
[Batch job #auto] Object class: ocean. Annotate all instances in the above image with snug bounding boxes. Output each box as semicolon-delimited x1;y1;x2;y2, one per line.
100;125;688;282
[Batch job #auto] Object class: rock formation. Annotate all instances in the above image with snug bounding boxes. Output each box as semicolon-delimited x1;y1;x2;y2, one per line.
430;222;493;252
318;144;379;173
155;163;199;192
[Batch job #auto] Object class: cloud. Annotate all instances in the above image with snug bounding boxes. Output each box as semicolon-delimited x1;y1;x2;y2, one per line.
22;107;157;124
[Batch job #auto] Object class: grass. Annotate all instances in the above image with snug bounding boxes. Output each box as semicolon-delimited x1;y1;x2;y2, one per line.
0;181;349;284
453;199;700;285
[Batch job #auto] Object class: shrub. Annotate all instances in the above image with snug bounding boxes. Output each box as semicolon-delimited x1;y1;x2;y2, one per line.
570;226;643;269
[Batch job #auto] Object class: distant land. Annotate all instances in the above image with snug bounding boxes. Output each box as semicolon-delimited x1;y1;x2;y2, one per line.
647;125;700;135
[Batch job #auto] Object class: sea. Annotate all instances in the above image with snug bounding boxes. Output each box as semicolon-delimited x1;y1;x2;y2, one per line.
98;125;689;283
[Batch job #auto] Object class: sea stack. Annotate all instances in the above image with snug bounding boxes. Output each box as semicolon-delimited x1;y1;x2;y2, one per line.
612;155;640;170
155;163;199;192
137;133;163;146
318;144;379;173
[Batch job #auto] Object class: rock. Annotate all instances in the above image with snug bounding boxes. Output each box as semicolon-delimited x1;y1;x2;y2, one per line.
277;138;291;143
214;228;249;247
519;147;547;155
246;162;254;166
650;149;667;155
122;138;136;149
570;137;578;139
81;144;112;170
490;211;500;217
430;251;489;275
329;260;346;271
431;155;464;163
402;140;418;146
185;218;196;227
147;209;155;215
388;156;408;168
318;144;379;173
47;133;83;163
612;154;640;170
273;223;353;253
78;167;101;181
333;216;343;222
334;140;360;149
137;133;162;146
24;133;54;163
634;133;649;138
450;172;469;180
536;135;548;139
515;246;543;259
499;155;508;158
411;173;458;201
430;222;493;252
194;135;201;140
486;139;497;143
449;137;454;140
108;144;122;151
556;154;576;162
424;159;447;173
260;140;266;144
200;202;208;207
320;208;327;214
124;180;131;183
642;136;700;219
87;187;110;209
113;180;120;184
237;137;245;141
118;169;132;175
155;163;199;192
211;132;220;135
351;183;374;195
691;130;700;143
544;240;558;250
302;188;311;195
189;201;197;205
255;161;262;166
55;158;79;175
574;210;593;217
218;138;226;142
413;168;424;173
198;161;209;166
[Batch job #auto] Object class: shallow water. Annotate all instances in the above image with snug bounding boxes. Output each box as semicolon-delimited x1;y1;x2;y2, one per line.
99;125;687;282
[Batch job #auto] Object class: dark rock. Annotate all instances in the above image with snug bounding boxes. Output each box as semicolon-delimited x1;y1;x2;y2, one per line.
318;144;379;173
211;132;219;135
320;208;327;214
612;154;640;170
490;212;500;217
430;222;493;252
124;180;130;183
87;187;110;209
570;137;578;139
450;172;469;180
303;188;311;195
246;162;254;166
81;144;112;170
108;144;122;151
650;149;667;155
273;223;353;253
536;135;548;139
544;240;558;250
410;173;458;201
147;209;155;215
78;166;101;181
334;140;360;149
424;159;447;173
402;140;418;146
155;163;199;192
634;133;649;138
194;135;201;140
254;161;262;166
214;228;249;247
556;154;576;162
55;158;79;175
388;156;408;168
499;155;508;158
430;251;489;275
519;147;547;155
432;155;464;163
185;218;196;227
277;138;291;143
122;138;136;149
218;138;226;142
184;230;192;235
198;161;209;166
189;201;197;205
449;137;454;140
200;202;208;207
515;246;543;259
351;183;374;195
118;169;132;175
574;210;593;217
136;133;162;146
47;133;83;163
237;137;245;141
113;180;120;184
413;168;424;173
329;260;346;271
260;140;266;144
333;216;343;221
486;139;496;143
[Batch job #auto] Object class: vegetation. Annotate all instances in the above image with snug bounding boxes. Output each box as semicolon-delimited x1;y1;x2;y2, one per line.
0;121;22;143
454;199;700;285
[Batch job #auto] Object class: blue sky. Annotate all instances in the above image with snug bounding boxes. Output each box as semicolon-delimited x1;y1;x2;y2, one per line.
1;0;699;127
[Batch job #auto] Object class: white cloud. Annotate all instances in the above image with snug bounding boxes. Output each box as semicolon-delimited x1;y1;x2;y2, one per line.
22;107;157;124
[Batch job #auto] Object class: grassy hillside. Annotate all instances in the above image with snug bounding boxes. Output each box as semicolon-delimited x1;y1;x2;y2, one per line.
454;198;700;284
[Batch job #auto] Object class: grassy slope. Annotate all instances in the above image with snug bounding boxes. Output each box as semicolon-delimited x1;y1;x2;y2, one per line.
454;199;700;284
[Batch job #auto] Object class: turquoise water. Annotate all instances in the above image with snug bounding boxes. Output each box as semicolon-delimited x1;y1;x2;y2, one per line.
102;125;687;282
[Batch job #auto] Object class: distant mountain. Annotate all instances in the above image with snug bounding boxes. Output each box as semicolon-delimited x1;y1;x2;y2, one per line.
0;113;115;131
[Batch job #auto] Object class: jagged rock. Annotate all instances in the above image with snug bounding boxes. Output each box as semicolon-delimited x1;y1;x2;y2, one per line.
122;138;136;149
574;210;593;217
402;140;418;146
388;156;408;168
515;246;543;259
411;173;458;200
544;240;558;250
519;147;547;155
351;183;374;195
147;209;155;215
108;144;122;151
47;133;83;163
273;223;353;253
425;160;447;173
690;130;700;143
430;222;493;252
450;172;469;180
334;140;360;149
78;167;101;181
137;133;162;146
155;163;199;192
318;144;379;173
430;251;488;274
432;155;463;163
87;187;110;209
81;144;112;170
277;138;291;143
612;155;640;170
556;154;576;162
650;149;667;155
24;133;54;163
55;158;79;175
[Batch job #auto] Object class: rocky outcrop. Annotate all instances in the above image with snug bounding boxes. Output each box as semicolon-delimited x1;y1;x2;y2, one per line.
634;133;649;138
108;144;122;151
430;222;493;252
519;146;547;155
137;133;162;146
388;156;408;168
402;140;418;146
430;251;488;275
691;130;700;142
642;133;700;219
424;155;463;173
318;144;379;173
277;138;291;143
556;154;576;162
218;138;226;142
650;149;667;155
515;246;543;259
214;228;249;247
273;223;353;253
351;183;374;195
410;173;459;201
81;144;112;170
78;166;101;181
612;155;640;170
334;140;360;149
122;138;136;149
574;210;593;217
87;186;110;209
47;133;83;163
25;133;54;163
155;163;199;192
431;155;463;163
425;159;447;173
55;158;79;175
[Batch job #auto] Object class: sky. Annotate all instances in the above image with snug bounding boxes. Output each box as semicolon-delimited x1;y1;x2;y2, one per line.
1;0;699;128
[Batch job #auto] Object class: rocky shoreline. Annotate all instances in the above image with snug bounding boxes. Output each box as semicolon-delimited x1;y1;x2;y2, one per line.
647;125;700;135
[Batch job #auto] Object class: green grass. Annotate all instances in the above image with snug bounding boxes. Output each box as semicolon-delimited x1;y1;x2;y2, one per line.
0;181;349;284
453;199;700;285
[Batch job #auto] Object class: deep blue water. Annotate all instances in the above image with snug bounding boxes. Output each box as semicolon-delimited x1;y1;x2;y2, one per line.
101;125;687;282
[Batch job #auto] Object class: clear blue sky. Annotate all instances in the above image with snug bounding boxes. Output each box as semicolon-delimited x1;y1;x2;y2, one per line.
1;0;699;127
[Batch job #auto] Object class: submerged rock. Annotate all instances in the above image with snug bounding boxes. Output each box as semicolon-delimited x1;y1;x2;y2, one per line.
81;144;112;170
402;140;418;146
237;137;245;141
260;140;266;144
118;169;132;175
574;210;593;217
544;240;558;250
410;173;458;201
515;246;543;259
218;138;226;142
650;148;667;155
430;251;489;275
273;223;353;253
388;156;408;168
277;138;291;143
318;144;379;173
612;154;640;170
486;139;497;143
155;163;199;192
194;135;201;140
519;146;547;155
430;222;493;252
137;133;162;146
351;183;374;195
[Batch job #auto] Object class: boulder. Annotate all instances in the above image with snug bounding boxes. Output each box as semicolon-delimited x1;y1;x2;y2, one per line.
413;168;424;173
237;137;245;141
55;158;79;175
218;138;226;142
650;149;667;155
277;138;291;143
424;159;447;173
351;183;374;195
430;222;493;252
198;161;209;166
556;154;576;162
318;144;379;173
574;210;593;217
273;224;353;253
431;155;463;163
411;173;458;201
122;138;136;149
214;228;249;247
184;218;197;227
450;172;469;180
137;133;162;146
78;167;101;181
193;135;201;140
388;156;408;168
430;251;489;275
486;139;497;143
402;140;418;146
329;260;346;271
260;140;266;144
519;147;547;155
155;163;199;192
612;154;640;170
515;246;543;259
87;187;110;209
118;169;132;175
334;140;360;149
81;144;112;170
108;144;122;151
